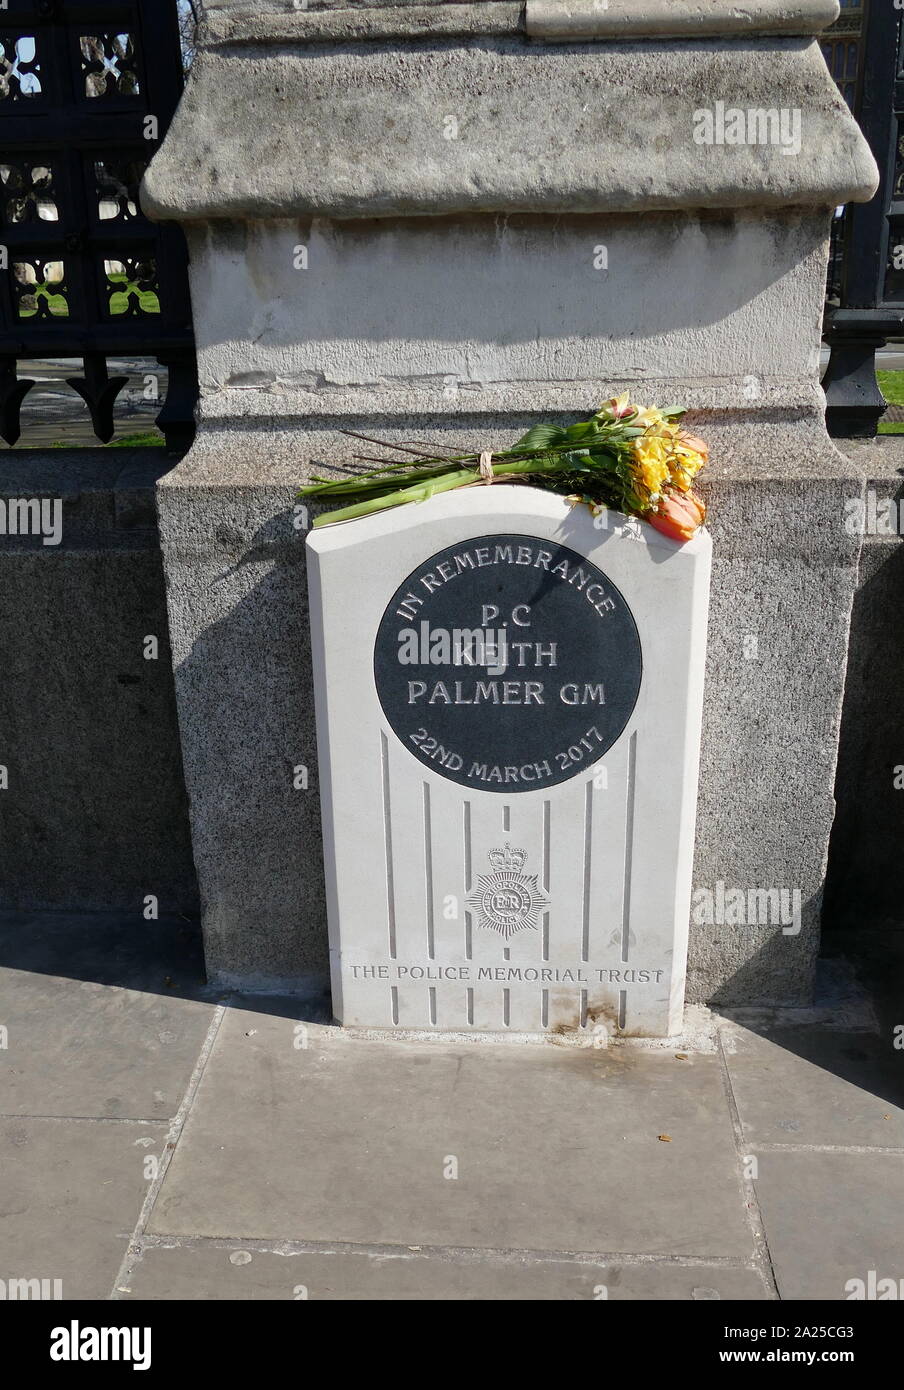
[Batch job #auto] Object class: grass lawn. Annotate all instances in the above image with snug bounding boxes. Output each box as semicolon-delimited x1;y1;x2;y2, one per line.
877;370;904;433
107;431;164;446
878;370;904;406
49;431;164;448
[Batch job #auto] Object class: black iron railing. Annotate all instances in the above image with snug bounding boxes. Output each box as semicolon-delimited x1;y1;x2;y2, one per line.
0;0;196;449
823;0;904;437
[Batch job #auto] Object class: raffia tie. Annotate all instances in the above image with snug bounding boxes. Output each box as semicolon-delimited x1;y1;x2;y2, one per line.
478;451;494;483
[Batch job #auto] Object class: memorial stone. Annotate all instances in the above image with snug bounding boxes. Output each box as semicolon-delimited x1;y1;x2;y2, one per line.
308;485;711;1034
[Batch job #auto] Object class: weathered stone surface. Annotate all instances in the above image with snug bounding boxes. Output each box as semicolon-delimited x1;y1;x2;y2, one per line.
0;1116;155;1299
687;424;863;1005
147;1008;754;1255
754;1151;904;1301
721;1019;904;1149
0;451;198;917
181;211;833;427
142;37;875;222
204;0;836;19
206;2;523;45
156;474;328;988
204;0;839;46
5;920;901;1302
123;1241;769;1300
0;910;213;1119
526;0;839;42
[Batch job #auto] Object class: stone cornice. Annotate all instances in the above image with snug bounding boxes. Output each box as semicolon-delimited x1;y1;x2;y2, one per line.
525;1;840;43
202;1;841;46
205;3;524;45
143;28;876;223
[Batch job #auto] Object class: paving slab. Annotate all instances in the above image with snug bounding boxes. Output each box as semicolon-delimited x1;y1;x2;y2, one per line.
721;1022;904;1149
122;1241;768;1301
754;1151;904;1300
0;1116;159;1300
148;1006;753;1258
0;913;215;1119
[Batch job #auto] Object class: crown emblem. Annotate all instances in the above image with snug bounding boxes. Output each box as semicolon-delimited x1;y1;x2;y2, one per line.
487;843;526;873
467;844;549;940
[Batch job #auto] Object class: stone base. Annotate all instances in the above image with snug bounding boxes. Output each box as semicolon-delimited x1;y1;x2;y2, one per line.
158;407;863;1007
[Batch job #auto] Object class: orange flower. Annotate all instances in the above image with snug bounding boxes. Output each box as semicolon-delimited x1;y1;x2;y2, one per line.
647;488;706;542
677;431;709;461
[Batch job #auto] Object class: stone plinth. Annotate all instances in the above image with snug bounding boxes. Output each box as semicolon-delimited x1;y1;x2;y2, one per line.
144;0;877;1007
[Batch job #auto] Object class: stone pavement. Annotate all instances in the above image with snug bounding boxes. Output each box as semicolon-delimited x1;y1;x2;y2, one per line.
0;912;901;1301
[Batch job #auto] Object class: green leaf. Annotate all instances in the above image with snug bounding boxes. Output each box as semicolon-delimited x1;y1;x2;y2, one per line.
509;423;568;451
563;420;599;441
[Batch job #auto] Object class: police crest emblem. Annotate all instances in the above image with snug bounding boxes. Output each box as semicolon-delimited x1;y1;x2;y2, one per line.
466;844;549;940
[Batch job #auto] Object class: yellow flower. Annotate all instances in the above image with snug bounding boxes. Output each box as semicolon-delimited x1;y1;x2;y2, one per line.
631;433;672;500
631;419;706;500
632;404;666;430
669;439;706;492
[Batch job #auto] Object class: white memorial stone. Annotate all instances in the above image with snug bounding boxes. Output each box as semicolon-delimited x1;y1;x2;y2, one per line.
308;485;711;1038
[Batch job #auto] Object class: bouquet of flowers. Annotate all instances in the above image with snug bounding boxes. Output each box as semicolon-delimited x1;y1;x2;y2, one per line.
299;394;708;542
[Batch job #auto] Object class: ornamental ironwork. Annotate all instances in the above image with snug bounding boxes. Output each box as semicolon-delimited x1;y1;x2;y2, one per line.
0;0;196;449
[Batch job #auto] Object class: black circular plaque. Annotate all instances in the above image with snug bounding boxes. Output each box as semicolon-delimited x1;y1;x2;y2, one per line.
374;533;642;792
